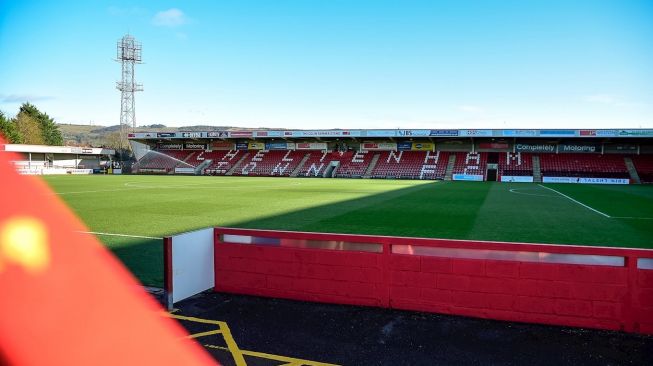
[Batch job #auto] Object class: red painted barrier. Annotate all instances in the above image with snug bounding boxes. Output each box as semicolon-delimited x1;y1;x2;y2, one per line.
213;227;653;334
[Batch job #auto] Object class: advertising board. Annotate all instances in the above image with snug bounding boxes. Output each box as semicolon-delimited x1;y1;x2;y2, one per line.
515;143;556;153
411;142;435;151
479;142;510;149
248;142;265;150
452;174;484;181
211;142;234;150
174;167;195;174
502;130;537;137
429;130;459;137
543;177;629;184
157;132;176;138
207;131;229;138
236;142;248;150
397;142;413;151
266;142;291;150
296;142;327;150
500;176;534;183
362;142;397;151
158;143;183;150
558;144;600;153
539;130;576;137
459;129;493;137
184;143;206;150
230;131;254;138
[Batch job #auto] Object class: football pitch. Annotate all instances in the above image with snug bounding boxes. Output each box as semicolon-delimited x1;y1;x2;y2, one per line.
43;175;653;287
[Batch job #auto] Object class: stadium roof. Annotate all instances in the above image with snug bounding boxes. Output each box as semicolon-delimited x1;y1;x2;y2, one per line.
1;144;115;155
128;128;653;140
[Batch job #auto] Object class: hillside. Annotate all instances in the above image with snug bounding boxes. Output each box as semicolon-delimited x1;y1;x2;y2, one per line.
57;124;279;147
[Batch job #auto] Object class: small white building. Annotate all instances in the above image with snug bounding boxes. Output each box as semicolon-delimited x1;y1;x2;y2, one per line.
1;144;116;175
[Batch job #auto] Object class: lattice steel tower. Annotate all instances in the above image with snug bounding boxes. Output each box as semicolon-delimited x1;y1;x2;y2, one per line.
116;34;143;132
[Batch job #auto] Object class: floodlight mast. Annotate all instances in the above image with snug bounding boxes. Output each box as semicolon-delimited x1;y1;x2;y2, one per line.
116;34;143;148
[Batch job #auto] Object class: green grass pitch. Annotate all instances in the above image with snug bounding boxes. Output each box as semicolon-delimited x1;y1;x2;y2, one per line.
42;175;653;286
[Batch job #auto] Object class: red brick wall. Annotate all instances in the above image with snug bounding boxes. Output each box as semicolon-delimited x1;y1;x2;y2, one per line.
213;228;653;334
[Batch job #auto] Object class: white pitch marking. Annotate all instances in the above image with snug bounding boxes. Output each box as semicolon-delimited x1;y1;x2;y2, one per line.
611;216;653;220
77;231;162;240
508;188;555;197
537;184;611;218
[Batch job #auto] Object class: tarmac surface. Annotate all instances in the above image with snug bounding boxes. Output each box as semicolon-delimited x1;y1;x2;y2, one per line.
162;290;653;366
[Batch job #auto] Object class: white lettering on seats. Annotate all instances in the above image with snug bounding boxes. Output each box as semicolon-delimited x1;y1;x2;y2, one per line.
281;150;293;162
388;151;403;163
272;162;290;175
223;150;238;161
251;151;266;162
307;163;325;176
424;151;440;164
352;151;366;163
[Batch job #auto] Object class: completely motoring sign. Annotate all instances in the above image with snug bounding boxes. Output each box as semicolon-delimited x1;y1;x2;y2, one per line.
558;144;600;153
514;143;556;153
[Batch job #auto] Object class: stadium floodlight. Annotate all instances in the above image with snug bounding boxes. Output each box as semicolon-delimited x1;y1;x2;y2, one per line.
116;34;143;146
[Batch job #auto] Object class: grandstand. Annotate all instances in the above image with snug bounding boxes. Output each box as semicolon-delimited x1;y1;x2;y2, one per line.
127;129;653;184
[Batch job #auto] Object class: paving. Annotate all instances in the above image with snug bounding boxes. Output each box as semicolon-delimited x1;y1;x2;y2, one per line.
164;291;653;366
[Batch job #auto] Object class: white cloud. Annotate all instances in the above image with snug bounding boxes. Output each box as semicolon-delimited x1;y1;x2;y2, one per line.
457;105;484;113
583;94;636;107
0;94;55;103
152;8;188;27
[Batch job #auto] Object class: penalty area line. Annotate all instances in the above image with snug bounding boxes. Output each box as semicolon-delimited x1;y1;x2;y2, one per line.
537;184;611;218
76;231;162;240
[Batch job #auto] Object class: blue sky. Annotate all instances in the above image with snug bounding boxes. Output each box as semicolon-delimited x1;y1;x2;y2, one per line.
1;0;652;129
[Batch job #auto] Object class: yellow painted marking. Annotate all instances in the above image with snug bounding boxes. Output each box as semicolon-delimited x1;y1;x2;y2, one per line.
170;314;246;366
0;217;49;273
187;330;222;339
171;314;340;366
204;344;340;366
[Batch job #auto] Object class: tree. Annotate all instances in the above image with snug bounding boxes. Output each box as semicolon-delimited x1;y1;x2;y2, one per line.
14;113;44;145
0;111;23;143
18;103;63;145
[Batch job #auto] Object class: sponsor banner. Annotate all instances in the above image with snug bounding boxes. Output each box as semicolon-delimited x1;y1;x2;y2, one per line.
502;130;538;137
539;129;576;137
236;142;248;150
558;144;599;153
500;176;534;183
284;130;359;137
211;142;234;150
362;142;397;151
411;142;435;151
254;130;284;138
366;130;396;137
184;143;207;150
604;144;638;153
180;132;203;138
139;168;167;173
81;148;94;154
579;130;596;137
596;130;618;137
618;129;653;137
429;129;459;137
174;167;195;174
397;142;413;151
397;130;431;137
68;169;94;175
157;132;176;138
207;131;229;138
266;142;290;150
460;129;493;137
296;142;328;150
248;142;265;150
158;143;183;150
479;142;510;149
515;143;556;153
452;174;484;181
543;177;629;185
231;131;254;138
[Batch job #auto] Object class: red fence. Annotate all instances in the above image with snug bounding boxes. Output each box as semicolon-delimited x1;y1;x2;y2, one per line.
213;227;653;334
